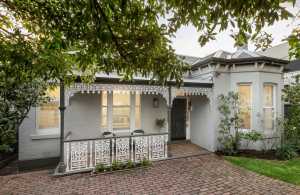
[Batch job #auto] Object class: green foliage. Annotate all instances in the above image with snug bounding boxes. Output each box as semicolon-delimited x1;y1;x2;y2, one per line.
217;92;242;155
111;160;123;171
95;163;106;172
140;158;151;167
1;0;293;83
276;144;298;160
126;160;134;169
155;118;166;128
283;80;300;148
288;27;300;60
240;130;263;148
225;156;300;185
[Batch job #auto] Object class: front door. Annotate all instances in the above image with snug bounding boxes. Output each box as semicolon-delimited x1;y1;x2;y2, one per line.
171;98;186;140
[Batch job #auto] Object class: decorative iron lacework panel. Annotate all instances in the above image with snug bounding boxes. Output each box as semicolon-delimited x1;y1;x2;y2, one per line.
95;139;111;166
64;133;168;173
69;141;89;171
132;136;149;162
114;137;131;163
150;135;167;160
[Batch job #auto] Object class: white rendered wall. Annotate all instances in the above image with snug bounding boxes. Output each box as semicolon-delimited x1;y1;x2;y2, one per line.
190;96;215;151
19;92;168;160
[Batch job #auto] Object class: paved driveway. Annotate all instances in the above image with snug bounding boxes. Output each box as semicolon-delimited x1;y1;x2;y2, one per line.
1;154;299;195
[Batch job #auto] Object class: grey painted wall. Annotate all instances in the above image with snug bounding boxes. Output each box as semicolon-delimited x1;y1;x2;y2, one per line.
65;93;101;140
190;96;215;151
19;93;168;160
19;108;60;161
141;94;168;133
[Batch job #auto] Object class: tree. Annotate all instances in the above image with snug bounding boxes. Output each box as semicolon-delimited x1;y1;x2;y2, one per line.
0;0;295;152
1;0;294;82
283;76;300;147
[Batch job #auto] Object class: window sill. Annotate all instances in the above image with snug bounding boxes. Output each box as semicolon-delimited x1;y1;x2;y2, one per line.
31;128;60;140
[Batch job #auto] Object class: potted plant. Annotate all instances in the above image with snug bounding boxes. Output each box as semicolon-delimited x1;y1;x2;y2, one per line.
155;118;166;130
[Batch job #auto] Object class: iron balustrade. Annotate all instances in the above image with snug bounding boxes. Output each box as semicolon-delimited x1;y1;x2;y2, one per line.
63;132;168;172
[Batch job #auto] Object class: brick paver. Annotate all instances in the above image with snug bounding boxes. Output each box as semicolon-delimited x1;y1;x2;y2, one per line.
168;143;210;158
0;154;299;195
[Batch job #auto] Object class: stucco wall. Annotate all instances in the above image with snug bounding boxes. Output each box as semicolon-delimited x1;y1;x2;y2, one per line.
65;93;101;140
19;93;168;160
141;94;168;133
190;96;215;151
19;109;60;161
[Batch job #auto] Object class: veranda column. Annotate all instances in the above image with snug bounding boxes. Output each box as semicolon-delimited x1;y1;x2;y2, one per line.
57;80;66;173
168;86;172;142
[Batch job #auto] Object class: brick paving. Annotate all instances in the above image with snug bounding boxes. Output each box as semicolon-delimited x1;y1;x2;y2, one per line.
168;143;210;158
1;154;300;195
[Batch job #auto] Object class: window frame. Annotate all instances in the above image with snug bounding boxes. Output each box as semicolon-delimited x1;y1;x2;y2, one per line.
263;83;276;131
112;92;131;130
100;91;108;130
100;91;142;133
237;83;253;131
36;87;60;133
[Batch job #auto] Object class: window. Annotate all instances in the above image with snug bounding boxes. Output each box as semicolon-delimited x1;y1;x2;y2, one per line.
113;92;130;130
238;84;252;129
263;84;276;130
37;87;60;130
101;91;108;129
135;94;141;129
100;91;141;131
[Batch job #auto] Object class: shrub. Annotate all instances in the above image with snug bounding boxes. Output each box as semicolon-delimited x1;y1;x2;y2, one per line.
126;160;134;169
141;158;151;167
111;160;122;170
217;92;242;155
95;163;106;172
240;130;263;148
276;144;298;160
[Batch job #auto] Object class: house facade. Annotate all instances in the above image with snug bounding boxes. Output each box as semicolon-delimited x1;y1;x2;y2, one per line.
19;47;288;173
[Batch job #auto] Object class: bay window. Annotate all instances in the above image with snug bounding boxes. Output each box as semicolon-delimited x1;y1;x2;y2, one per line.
263;84;276;131
238;84;252;130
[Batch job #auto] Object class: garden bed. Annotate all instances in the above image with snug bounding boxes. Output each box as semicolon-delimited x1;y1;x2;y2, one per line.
92;159;152;175
91;164;151;176
236;149;277;160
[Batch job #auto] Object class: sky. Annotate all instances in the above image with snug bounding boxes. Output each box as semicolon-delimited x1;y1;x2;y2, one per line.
171;1;300;58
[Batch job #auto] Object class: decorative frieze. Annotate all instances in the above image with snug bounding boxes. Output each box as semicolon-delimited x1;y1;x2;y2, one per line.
65;83;213;107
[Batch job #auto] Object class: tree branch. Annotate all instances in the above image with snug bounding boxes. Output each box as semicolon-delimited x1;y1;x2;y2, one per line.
92;0;129;61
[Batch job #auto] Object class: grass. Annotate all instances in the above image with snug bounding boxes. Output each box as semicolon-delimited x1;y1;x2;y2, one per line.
225;156;300;185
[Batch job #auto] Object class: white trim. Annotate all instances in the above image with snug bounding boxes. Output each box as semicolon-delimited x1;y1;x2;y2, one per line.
263;83;277;131
100;91;142;134
31;128;60;140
